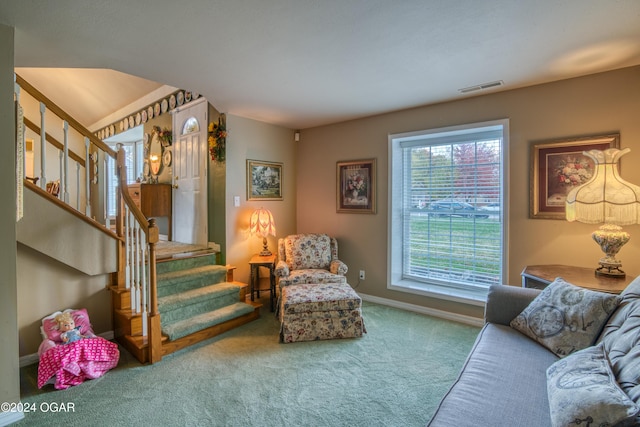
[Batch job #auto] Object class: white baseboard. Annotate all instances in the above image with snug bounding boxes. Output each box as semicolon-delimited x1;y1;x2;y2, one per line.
19;330;115;368
0;410;24;426
358;293;484;327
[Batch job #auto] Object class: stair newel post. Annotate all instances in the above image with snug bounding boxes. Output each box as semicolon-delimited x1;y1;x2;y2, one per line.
147;218;162;363
115;151;125;288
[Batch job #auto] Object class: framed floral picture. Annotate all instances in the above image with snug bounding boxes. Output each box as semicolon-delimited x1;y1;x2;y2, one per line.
530;134;620;219
247;160;283;201
337;158;376;214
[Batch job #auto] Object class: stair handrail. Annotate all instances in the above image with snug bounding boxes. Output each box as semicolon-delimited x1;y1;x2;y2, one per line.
115;148;162;363
15;73;117;221
15;74;116;157
17;73;163;363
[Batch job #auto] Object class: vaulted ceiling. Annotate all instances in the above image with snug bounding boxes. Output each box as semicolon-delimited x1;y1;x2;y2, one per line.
2;0;640;130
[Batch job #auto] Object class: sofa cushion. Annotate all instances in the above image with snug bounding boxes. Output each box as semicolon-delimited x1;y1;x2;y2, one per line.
546;344;639;427
597;276;640;425
510;278;620;357
284;234;332;270
428;323;556;427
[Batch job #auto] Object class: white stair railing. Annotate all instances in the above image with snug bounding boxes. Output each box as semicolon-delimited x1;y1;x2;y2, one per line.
16;73;163;364
116;148;161;363
15;74;117;225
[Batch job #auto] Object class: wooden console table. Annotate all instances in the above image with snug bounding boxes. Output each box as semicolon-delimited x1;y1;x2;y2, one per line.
521;264;633;294
128;183;172;240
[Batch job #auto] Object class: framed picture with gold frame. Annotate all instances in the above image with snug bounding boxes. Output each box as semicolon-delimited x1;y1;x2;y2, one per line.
247;160;283;201
530;134;620;219
336;158;376;214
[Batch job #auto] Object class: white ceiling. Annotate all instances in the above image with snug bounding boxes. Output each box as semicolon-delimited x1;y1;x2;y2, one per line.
2;0;640;130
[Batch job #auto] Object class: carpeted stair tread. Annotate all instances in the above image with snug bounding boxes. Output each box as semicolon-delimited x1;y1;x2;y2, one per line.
156;253;219;275
159;283;242;325
159;282;240;310
157;264;228;296
162;302;256;341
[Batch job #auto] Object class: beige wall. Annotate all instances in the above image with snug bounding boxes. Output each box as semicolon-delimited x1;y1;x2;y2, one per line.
297;66;640;320
0;22;20;420
16;244;112;356
224;115;297;284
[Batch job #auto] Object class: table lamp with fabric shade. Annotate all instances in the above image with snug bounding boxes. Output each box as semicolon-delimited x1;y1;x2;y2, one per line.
566;148;640;278
250;207;276;256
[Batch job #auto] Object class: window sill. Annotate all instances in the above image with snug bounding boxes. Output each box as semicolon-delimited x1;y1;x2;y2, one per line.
388;278;487;307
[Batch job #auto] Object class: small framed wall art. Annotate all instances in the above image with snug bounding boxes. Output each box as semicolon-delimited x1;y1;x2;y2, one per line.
247;159;283;201
530;133;620;219
336;158;376;214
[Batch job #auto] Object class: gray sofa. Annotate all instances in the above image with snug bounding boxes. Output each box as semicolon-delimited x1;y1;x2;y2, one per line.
428;277;640;427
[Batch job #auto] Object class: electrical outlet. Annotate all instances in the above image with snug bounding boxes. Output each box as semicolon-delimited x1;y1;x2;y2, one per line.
359;270;365;280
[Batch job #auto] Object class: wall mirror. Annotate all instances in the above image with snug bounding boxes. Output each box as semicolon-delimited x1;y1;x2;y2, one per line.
149;132;163;176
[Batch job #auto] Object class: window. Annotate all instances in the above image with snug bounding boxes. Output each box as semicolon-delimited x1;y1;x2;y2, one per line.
182;116;199;134
388;120;508;303
106;141;143;217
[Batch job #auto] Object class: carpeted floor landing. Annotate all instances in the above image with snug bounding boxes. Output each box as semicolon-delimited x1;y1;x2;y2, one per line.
17;299;480;426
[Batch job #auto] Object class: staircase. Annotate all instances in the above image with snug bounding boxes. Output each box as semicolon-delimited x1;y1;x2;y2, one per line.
16;74;261;365
113;249;260;363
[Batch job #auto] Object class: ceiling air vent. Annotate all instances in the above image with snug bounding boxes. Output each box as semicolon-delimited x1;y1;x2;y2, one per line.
458;80;504;94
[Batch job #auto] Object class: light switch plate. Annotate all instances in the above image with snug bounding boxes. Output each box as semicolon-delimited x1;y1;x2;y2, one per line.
233;196;240;207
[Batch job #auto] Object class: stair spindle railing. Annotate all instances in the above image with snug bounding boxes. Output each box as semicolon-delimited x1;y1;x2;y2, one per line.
116;149;162;363
16;73;163;364
15;74;116;217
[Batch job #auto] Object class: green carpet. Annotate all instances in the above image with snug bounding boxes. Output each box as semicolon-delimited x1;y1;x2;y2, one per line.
17;300;480;426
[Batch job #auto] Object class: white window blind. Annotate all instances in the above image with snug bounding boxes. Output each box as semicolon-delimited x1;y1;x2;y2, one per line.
389;120;508;301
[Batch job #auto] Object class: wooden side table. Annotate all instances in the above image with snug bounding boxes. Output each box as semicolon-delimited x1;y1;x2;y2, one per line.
521;264;633;294
249;254;276;311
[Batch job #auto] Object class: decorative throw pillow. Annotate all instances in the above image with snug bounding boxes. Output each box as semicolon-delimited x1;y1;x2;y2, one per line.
546;344;639;427
510;278;619;357
41;308;95;343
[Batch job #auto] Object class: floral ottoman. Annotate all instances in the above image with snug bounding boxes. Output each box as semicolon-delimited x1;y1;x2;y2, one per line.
279;282;366;343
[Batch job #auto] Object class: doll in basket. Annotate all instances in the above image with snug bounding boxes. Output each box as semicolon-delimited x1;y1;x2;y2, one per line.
55;312;87;344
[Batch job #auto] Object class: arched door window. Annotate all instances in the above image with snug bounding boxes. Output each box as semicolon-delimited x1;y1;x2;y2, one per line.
182;117;200;134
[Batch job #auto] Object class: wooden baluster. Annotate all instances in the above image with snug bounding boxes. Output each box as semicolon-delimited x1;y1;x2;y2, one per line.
103;156;108;227
85;137;91;217
62;120;69;203
39;102;46;190
124;206;131;290
141;230;148;337
134;222;141;314
76;163;80;210
129;211;137;312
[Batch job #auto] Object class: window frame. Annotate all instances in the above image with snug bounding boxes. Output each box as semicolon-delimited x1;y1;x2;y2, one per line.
106;140;143;218
387;119;509;305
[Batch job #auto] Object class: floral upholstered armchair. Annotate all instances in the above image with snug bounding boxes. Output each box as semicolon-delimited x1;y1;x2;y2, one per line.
275;233;348;290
